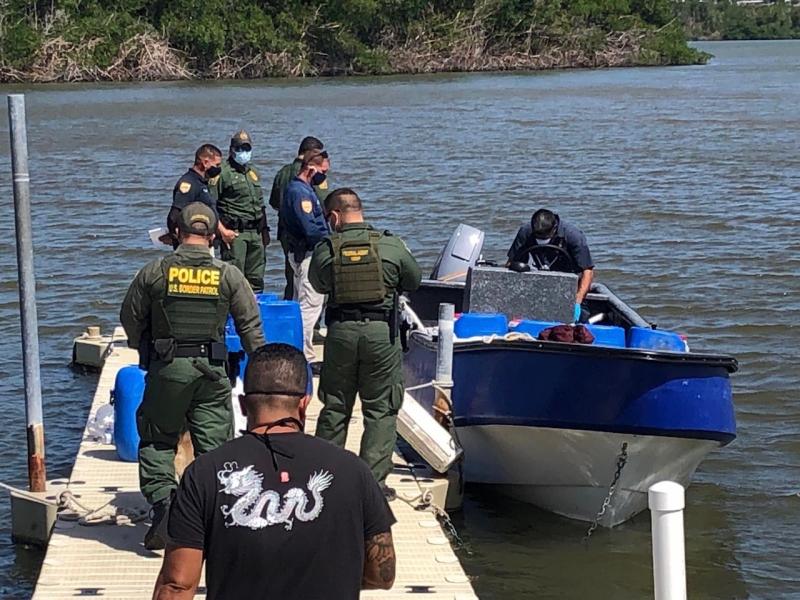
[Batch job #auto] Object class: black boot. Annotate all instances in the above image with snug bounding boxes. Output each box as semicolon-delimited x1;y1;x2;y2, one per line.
144;497;171;550
379;484;396;502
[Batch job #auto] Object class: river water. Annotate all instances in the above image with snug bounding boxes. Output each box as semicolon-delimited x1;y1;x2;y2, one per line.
0;40;798;598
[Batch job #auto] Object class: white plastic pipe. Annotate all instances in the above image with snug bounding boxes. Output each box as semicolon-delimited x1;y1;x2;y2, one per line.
649;481;687;600
435;303;455;386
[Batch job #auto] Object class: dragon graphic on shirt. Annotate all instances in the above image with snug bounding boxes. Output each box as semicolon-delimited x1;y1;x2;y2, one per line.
217;462;334;531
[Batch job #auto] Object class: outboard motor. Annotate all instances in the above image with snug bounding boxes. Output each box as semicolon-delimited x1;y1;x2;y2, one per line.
430;223;484;283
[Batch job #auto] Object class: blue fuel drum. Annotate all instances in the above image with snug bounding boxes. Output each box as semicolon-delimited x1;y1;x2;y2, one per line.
112;365;146;462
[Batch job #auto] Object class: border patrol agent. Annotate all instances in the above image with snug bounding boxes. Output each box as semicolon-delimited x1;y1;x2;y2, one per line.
269;136;330;300
165;144;222;248
506;208;595;322
120;202;265;550
278;149;331;364
310;188;421;497
210;130;270;292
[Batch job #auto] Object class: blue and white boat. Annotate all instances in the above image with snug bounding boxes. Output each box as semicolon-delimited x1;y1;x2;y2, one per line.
401;227;737;526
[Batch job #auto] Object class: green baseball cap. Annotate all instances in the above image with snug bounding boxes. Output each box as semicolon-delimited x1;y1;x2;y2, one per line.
179;202;218;235
231;129;252;150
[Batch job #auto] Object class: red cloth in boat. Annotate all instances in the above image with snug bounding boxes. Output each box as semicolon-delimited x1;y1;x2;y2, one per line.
538;324;595;344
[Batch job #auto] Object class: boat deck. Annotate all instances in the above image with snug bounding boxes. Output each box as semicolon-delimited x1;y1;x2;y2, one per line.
32;345;476;599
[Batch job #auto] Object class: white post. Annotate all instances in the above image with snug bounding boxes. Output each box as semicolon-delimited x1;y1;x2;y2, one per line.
649;481;687;600
435;303;455;387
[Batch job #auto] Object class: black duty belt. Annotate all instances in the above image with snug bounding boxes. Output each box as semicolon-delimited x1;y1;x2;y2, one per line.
174;342;226;360
222;216;261;232
326;307;390;324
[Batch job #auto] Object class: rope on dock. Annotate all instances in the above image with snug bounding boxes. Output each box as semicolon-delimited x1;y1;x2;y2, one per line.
56;490;149;526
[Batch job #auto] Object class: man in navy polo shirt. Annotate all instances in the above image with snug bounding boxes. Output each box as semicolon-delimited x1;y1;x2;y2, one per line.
507;208;595;322
278;149;330;365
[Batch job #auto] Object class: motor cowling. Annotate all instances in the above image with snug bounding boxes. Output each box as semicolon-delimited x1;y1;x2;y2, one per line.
430;223;485;283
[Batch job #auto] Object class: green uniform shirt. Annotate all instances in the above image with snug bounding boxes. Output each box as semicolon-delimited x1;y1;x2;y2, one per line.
309;222;422;312
210;158;265;223
120;244;265;354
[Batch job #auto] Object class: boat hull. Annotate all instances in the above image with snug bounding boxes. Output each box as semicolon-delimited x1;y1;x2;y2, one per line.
403;334;736;525
457;425;719;526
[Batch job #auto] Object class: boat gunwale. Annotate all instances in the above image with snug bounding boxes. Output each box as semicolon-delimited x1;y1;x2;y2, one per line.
408;331;739;373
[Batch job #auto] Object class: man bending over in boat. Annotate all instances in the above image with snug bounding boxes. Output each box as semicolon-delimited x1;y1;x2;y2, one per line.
506;208;594;322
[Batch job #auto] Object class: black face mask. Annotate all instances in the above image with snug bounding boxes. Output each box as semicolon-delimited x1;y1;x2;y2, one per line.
206;164;222;179
310;171;327;186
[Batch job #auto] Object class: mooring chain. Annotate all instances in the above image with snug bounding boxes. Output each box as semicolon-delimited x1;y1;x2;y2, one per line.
396;469;469;554
583;442;629;543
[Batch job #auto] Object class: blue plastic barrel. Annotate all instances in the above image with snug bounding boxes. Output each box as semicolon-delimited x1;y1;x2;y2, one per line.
259;300;304;350
454;313;508;338
112;365;146;462
586;324;626;348
225;297;304;380
627;327;687;352
511;319;558;339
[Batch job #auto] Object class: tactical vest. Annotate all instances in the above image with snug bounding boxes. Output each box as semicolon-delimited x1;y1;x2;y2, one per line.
329;230;386;305
152;255;229;343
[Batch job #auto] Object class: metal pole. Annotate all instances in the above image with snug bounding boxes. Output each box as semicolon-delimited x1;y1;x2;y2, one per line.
649;481;686;600
8;94;46;493
433;302;455;429
435;303;454;386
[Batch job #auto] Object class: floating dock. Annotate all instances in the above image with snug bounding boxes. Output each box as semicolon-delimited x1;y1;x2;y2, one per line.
32;344;477;599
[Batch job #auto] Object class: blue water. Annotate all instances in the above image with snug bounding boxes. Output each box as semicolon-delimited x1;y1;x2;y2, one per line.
1;40;799;598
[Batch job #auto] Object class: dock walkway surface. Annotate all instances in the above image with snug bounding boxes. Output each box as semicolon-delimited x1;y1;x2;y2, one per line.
33;345;477;599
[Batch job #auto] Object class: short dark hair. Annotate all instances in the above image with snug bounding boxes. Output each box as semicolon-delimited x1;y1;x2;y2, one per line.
531;209;557;238
298;136;323;156
301;148;328;169
243;344;308;412
324;188;362;213
194;144;222;165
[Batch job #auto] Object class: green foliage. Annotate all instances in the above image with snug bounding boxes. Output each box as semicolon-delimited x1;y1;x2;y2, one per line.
0;20;41;68
675;0;800;41
641;21;709;64
1;0;719;78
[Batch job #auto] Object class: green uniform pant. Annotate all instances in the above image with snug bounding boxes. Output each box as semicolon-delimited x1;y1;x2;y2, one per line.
316;321;403;485
221;230;265;293
137;358;232;505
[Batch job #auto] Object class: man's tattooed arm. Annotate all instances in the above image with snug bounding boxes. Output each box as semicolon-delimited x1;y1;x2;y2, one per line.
362;531;396;590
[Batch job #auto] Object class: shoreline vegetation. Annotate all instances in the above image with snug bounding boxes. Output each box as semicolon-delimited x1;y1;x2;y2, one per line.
0;1;796;84
675;0;800;41
0;0;706;83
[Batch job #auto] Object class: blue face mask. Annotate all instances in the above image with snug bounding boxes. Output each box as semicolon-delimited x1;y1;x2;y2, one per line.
311;171;327;186
234;150;252;165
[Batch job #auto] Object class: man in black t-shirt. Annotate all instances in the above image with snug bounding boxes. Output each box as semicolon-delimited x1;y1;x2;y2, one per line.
153;344;397;600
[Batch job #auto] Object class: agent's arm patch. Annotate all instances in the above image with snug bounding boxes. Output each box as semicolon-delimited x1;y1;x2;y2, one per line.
167;266;221;298
179;181;192;194
301;199;313;214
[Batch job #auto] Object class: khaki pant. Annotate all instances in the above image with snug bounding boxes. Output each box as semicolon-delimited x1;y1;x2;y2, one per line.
288;254;325;362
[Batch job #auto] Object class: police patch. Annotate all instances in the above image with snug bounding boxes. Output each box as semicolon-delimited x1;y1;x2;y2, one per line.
301;199;313;214
166;266;221;298
208;175;220;185
318;180;328;190
179;181;191;194
248;170;258;182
